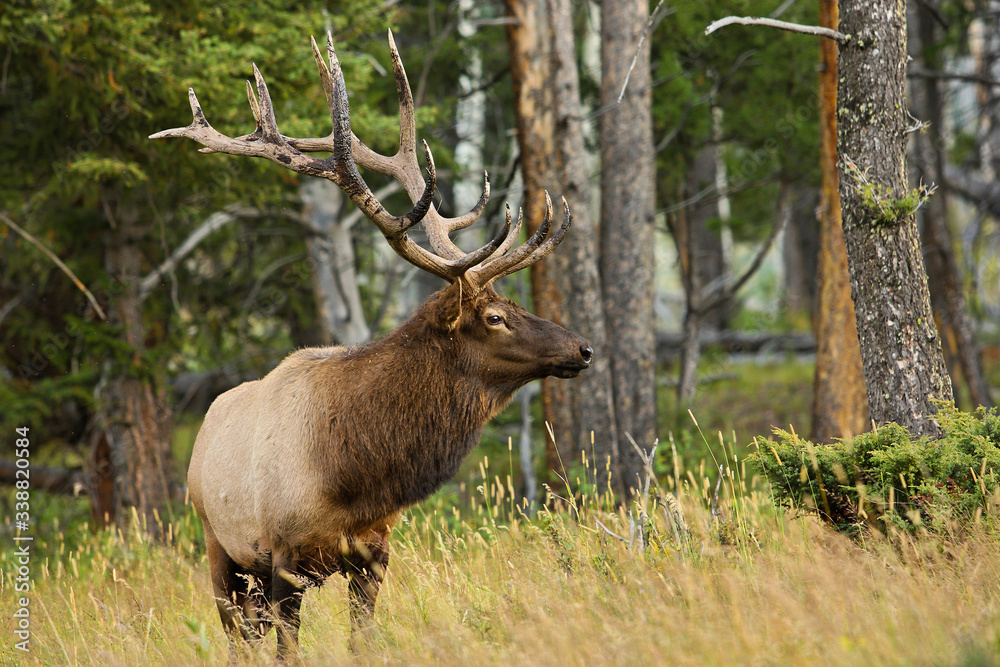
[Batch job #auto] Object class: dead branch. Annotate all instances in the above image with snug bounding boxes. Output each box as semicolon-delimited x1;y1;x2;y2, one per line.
705;16;846;43
617;0;676;104
0;212;106;320
595;518;628;543
695;191;789;315
138;205;260;302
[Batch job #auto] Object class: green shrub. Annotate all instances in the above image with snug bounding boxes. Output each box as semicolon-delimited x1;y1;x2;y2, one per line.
750;406;1000;534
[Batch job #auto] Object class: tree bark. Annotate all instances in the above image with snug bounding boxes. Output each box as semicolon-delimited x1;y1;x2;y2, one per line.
910;3;993;410
546;0;619;486
811;0;869;443
781;190;817;316
837;0;953;436
505;0;568;484
102;206;174;537
600;0;656;494
675;145;724;405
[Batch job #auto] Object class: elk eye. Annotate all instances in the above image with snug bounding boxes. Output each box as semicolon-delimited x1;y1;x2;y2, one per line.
486;314;504;326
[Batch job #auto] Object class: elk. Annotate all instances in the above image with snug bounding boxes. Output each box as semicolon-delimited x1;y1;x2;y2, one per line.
151;32;592;659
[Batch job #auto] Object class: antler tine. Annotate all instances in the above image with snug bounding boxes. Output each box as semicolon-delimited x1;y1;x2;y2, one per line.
466;193;572;290
246;81;263;128
251;64;282;143
386;30;417;160
284;31;493;265
451;206;513;274
352;32;492;262
490;204;524;260
506;196;572;273
310;34;336;125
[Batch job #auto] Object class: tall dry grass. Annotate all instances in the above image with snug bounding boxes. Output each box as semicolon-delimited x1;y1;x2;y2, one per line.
3;441;1000;666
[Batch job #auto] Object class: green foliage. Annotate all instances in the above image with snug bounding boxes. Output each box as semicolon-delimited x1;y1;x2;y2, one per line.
854;180;933;226
752;406;1000;534
652;0;821;236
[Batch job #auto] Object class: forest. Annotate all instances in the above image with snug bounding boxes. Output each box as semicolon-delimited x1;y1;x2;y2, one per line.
2;0;999;664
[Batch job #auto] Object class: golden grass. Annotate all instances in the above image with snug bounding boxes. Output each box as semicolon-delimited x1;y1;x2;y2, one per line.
3;462;1000;666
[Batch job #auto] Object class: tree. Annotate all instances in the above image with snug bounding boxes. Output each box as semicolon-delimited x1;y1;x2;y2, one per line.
908;2;993;411
506;0;620;494
660;2;822;411
546;0;619;489
837;0;953;435
811;0;868;442
504;0;564;476
601;0;657;492
704;2;955;435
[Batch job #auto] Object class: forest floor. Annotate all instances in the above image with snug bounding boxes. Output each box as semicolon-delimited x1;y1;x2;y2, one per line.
3;356;1000;665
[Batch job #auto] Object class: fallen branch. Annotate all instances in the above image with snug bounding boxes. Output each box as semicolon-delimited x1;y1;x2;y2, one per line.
705;16;846;43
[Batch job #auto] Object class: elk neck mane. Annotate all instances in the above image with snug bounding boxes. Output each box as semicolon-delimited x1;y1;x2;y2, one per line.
303;287;519;522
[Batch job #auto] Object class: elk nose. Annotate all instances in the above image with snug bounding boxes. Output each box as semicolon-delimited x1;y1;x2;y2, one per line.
580;344;594;365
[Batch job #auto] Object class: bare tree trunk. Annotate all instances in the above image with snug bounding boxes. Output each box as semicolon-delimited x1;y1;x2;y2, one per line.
518;382;539;505
910;3;993;410
677;308;701;405
546;0;619;483
837;0;953;436
505;0;570;476
781;187;821;317
300;180;371;346
675;145;723;405
600;0;656;494
102;207;174;537
811;0;868;443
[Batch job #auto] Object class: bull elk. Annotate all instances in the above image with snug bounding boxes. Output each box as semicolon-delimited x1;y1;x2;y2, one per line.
151;31;592;659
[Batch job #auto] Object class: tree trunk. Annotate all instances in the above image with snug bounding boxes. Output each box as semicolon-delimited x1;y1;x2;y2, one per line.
505;0;570;482
837;0;953;436
811;0;869;443
546;0;619;486
677;308;701;405
689;145;728;331
300;180;372;346
675;145;724;405
782;188;818;316
102;207;174;537
911;3;993;410
600;0;656;494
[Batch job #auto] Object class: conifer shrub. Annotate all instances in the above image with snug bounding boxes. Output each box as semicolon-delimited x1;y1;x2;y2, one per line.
750;406;1000;534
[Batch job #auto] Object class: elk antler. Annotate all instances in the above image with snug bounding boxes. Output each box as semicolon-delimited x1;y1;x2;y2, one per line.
150;31;570;294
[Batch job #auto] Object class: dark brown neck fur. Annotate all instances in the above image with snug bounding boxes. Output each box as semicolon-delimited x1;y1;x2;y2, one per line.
313;290;519;530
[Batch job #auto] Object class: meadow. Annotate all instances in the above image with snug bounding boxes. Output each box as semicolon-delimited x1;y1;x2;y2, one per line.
3;360;1000;666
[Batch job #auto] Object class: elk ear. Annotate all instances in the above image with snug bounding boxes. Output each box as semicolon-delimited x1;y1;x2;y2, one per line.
435;282;463;332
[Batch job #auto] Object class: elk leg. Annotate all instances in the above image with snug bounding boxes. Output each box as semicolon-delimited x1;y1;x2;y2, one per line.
271;553;305;661
243;570;272;639
346;537;389;651
205;522;256;644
